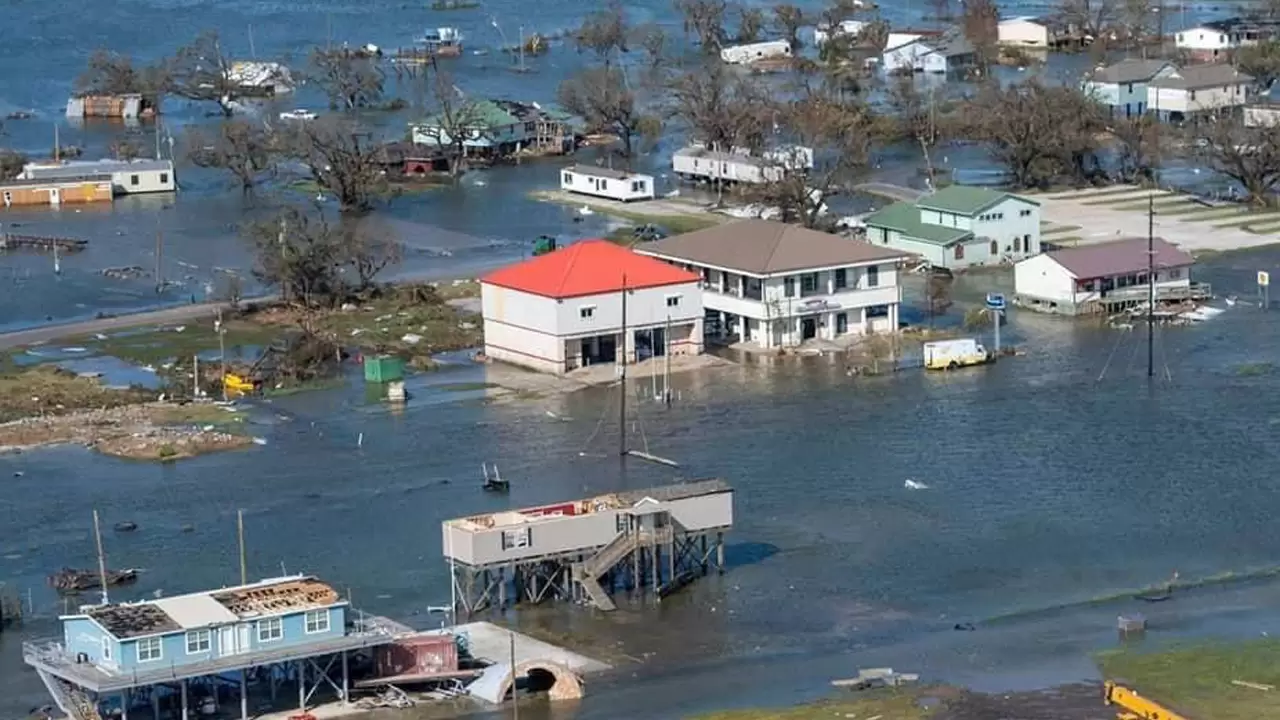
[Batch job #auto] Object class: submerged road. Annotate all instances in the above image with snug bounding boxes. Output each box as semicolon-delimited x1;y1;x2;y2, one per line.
0;297;272;351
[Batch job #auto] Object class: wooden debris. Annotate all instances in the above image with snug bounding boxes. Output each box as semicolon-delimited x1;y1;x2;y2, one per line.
832;667;920;691
1231;680;1274;691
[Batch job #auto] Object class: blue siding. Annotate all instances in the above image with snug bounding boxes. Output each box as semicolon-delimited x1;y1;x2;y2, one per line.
63;617;117;668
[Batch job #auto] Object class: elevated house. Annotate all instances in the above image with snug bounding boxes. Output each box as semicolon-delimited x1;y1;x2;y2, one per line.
23;575;400;720
1014;237;1202;315
21;159;175;195
1082;59;1173;118
863;185;1041;271
1176;18;1280;62
671;144;812;186
560;165;655;202
65;93;157;122
228;61;295;96
481;240;704;374
410;100;578;158
881;30;975;74
1148;64;1252;121
636;219;912;348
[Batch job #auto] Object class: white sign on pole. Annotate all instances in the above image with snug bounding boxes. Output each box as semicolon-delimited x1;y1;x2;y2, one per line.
1258;271;1270;287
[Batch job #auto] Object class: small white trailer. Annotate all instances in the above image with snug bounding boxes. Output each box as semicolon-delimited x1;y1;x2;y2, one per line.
720;40;792;65
923;338;990;370
560;165;655;202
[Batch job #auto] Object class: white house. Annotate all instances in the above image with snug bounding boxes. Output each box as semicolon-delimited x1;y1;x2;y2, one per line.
720;40;792;65
1082;59;1173;118
560;165;654;202
815;20;866;47
998;17;1051;47
636;219;913;349
672;145;811;185
863;185;1041;271
481;239;703;374
1175;18;1280;61
881;32;975;74
229;61;295;95
1013;237;1195;315
20;158;176;195
1148;64;1252;120
1245;103;1280;127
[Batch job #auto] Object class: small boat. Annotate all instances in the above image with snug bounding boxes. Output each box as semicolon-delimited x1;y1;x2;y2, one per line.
481;462;509;493
49;567;139;594
1134;571;1179;603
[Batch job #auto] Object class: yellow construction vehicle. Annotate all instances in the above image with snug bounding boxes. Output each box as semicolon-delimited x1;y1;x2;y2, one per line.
1104;681;1190;720
222;373;258;396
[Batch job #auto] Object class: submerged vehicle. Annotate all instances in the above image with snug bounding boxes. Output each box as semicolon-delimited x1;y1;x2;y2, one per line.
923;338;990;371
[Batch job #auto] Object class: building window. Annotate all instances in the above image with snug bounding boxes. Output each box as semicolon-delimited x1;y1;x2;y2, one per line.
130;174;139;186
632;181;644;192
159;173;169;184
1190;90;1197;101
136;637;163;662
954;244;965;260
834;268;847;289
600;179;608;190
1019;209;1031;217
990;240;999;255
1126;83;1133;93
186;629;211;654
304;609;330;634
102;637;112;662
866;265;879;287
1013;237;1022;252
784;277;796;297
580;306;596;319
501;528;531;550
524;121;537;133
800;273;819;295
258;617;283;643
835;312;848;334
1169;268;1181;279
666;295;681;307
562;172;573;184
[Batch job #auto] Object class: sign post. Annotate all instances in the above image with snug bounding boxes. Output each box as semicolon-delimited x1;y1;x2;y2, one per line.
1258;271;1270;311
986;293;1006;357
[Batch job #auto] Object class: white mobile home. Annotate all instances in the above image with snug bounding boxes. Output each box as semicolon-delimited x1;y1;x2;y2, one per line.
672;145;810;185
720;41;792;65
560;165;654;202
20;159;176;195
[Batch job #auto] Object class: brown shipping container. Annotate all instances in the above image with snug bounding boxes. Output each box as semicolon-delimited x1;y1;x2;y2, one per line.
373;635;459;678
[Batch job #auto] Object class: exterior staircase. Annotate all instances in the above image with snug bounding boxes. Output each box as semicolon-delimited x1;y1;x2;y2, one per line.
36;669;100;720
572;531;639;611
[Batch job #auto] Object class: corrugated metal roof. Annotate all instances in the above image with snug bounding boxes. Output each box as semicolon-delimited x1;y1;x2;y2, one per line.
567;165;648;181
917;185;1036;215
152;594;238;629
482;239;699;299
23;159;173;179
864;201;973;246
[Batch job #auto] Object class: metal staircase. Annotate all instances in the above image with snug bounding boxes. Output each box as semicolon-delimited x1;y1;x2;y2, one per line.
36;669;100;720
572;531;640;611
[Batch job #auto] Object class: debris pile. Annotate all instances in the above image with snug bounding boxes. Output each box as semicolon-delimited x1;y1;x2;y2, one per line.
0;403;253;461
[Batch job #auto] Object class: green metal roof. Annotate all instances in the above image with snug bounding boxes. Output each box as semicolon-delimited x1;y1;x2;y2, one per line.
864;201;973;246
416;99;519;131
915;185;1039;216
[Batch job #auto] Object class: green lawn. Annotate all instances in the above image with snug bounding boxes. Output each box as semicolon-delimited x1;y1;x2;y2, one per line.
1157;205;1250;219
1097;640;1280;720
1047;186;1153;200
1081;192;1177;206
687;688;937;720
1213;212;1280;228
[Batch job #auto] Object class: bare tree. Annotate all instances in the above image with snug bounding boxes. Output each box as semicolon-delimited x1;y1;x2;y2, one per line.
1191;114;1280;205
886;79;943;185
1118;0;1155;46
1056;0;1118;43
167;31;239;116
282;117;387;211
674;0;729;53
343;216;404;288
575;2;629;61
1236;40;1280;91
1110;115;1162;183
558;67;661;164
308;48;386;110
668;61;774;151
186;119;279;191
926;274;952;327
928;0;954;21
736;7;766;44
772;4;805;49
962;0;1001;70
415;67;492;178
0;150;25;180
76;49;169;105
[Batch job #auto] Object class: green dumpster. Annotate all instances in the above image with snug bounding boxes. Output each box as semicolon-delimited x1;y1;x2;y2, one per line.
364;354;405;383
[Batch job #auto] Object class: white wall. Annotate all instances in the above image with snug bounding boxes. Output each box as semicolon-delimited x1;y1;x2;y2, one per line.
883;42;931;73
999;20;1049;46
482;285;565;371
971;197;1041;257
1014;254;1075;304
561;170;654;201
917;209;974;231
1150;83;1248;114
1176;26;1233;51
554;282;702;336
720;41;791;64
113;167;174;194
1246;106;1280;127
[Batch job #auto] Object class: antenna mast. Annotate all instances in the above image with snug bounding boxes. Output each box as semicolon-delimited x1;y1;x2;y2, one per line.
92;510;110;606
1147;194;1155;379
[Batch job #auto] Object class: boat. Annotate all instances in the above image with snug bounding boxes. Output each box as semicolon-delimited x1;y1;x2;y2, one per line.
48;567;139;594
418;27;463;57
279;109;317;121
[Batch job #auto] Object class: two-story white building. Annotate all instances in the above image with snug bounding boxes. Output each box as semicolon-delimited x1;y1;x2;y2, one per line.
1013;237;1196;315
863;185;1041;271
1176;18;1280;62
1148;64;1252;121
1082;58;1173;118
635;219;913;349
997;17;1051;47
481;239;703;374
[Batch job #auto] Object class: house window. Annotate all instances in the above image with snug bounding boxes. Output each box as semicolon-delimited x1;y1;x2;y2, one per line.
800;273;819;295
836;312;848;334
159;173;169;184
666;295;681;307
258;617;283;643
600;179;608;190
130;174;139;186
834;268;847;289
784;277;796;297
563;172;573;184
501;528;531;550
1013;237;1022;252
304;609;330;634
136;637;163;663
1126;83;1134;93
102;637;112;662
1169;268;1181;279
186;630;211;654
580;306;596;319
866;265;879;287
990;240;999;255
994;212;1003;220
632;181;642;192
1019;209;1031;217
524;121;537;133
1190;90;1197;101
954;244;965;260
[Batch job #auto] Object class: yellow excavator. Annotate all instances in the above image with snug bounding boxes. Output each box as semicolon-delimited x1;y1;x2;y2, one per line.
1104;681;1190;720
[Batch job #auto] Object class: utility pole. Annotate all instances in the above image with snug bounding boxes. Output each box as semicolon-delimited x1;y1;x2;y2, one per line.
237;509;247;585
216;309;228;402
664;315;672;406
510;630;519;719
92;510;109;606
619;274;628;458
154;226;164;294
518;26;525;72
1147;194;1155;379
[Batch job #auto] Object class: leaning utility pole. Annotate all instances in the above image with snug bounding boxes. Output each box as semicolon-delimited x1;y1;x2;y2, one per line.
1147;195;1155;379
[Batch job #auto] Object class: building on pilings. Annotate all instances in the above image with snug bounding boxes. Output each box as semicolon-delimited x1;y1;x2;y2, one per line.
443;479;734;613
23;575;404;720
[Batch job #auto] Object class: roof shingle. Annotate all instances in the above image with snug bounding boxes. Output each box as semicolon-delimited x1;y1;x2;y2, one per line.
1149;63;1253;89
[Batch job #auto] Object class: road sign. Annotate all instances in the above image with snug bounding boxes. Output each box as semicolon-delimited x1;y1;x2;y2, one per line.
985;292;1006;310
1259;271;1270;288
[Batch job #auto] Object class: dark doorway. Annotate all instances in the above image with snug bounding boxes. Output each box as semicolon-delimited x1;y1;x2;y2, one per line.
801;317;818;340
835;312;848;335
582;334;617;365
634;327;667;360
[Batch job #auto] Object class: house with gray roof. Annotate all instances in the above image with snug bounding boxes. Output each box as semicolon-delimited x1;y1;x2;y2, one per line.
882;30;975;74
634;219;913;348
1014;237;1198;315
1148;64;1252;121
1082;59;1173;118
862;185;1041;271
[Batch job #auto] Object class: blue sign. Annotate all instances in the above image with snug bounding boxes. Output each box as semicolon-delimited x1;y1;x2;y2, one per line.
985;293;1006;310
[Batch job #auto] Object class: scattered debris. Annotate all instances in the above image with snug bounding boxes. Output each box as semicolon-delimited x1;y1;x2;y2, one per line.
1231;680;1274;691
831;668;921;691
113;521;138;532
49;567;138;594
904;479;929;490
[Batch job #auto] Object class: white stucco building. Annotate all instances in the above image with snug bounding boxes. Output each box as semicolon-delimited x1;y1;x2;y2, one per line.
863;185;1041;271
1175;18;1280;61
635;219;913;349
481;239;703;374
1013;237;1195;315
20;158;176;195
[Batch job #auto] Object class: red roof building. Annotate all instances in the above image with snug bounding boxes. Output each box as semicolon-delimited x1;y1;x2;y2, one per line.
480;240;705;375
481;239;699;298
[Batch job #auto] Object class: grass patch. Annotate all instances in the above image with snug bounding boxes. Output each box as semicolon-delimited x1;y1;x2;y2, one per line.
261;377;345;397
1081;192;1176;206
1048;186;1153;200
1096;640;1280;720
1111;199;1198;213
1044;236;1084;247
0;366;153;423
56;320;278;366
1158;205;1250;219
1243;221;1280;235
529;190;722;234
1213;213;1280;228
689;688;938;720
1236;362;1274;376
1042;224;1082;236
431;279;480;301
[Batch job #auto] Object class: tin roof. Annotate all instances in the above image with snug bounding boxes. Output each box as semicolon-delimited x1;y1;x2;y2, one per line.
916;185;1038;215
864;201;973;246
23;159;173;179
1043;237;1194;278
482;239;698;299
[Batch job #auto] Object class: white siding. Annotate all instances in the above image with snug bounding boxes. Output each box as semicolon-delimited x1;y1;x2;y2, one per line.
1149;83;1248;114
481;285;564;371
560;169;654;201
998;19;1049;46
552;282;702;336
970;197;1041;259
1014;254;1075;304
1175;26;1234;51
1246;106;1280;127
882;41;932;73
720;41;791;64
